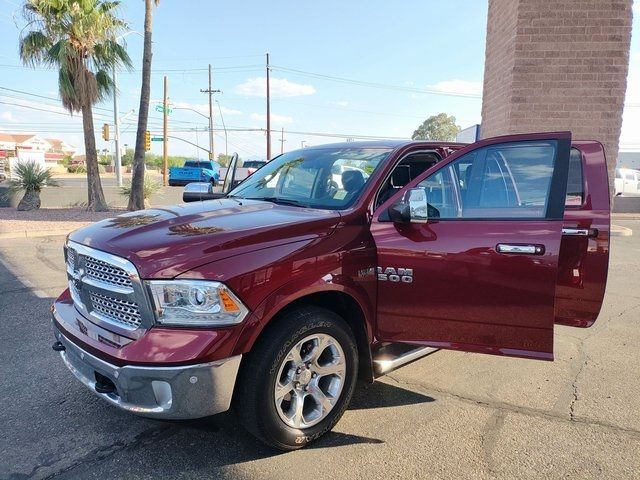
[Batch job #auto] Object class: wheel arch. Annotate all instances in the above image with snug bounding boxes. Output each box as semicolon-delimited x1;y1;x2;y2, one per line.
236;289;374;383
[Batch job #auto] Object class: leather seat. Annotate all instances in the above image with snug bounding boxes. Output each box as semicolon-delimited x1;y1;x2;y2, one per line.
342;170;365;197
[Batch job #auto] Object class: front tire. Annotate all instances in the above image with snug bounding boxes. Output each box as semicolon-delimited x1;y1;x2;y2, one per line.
236;306;358;450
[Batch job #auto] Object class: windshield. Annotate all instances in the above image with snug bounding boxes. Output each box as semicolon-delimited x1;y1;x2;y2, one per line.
229;147;393;209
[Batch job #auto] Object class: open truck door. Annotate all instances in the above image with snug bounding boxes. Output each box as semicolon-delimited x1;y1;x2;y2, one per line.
371;132;606;361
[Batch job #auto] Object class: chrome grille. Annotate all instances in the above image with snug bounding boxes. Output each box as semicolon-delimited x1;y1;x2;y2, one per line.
65;241;152;335
89;292;142;329
67;248;76;271
85;256;133;288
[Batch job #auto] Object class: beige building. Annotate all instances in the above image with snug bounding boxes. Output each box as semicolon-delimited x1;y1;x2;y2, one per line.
0;133;76;162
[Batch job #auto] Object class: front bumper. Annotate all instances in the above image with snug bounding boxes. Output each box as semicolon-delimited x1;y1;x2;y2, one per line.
53;325;242;420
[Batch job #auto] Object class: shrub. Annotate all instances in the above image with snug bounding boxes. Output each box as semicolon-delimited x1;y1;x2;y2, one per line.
120;177;161;202
5;161;59;211
67;164;105;174
67;164;86;173
58;155;73;167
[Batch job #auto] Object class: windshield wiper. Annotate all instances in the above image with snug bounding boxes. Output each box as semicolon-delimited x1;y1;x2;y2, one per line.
246;197;308;207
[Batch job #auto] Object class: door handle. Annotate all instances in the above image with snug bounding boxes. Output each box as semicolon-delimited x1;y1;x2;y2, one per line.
562;227;598;237
496;244;545;255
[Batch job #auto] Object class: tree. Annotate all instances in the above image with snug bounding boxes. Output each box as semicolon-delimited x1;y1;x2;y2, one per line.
121;147;134;166
128;0;159;211
411;113;461;141
20;0;131;211
217;153;233;167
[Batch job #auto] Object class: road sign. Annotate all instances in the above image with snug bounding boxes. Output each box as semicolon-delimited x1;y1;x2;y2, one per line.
154;104;172;114
151;137;164;142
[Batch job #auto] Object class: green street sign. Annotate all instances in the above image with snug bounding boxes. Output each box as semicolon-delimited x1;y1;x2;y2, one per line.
151;137;164;142
154;105;172;114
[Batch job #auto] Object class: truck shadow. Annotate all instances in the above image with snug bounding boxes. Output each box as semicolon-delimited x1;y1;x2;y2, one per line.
350;379;436;411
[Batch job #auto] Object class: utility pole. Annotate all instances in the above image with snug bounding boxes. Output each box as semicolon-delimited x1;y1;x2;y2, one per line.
200;64;220;161
266;53;271;160
279;127;285;154
163;75;168;186
112;65;122;187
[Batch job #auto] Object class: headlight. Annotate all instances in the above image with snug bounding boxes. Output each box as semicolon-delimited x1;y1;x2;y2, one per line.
147;280;248;326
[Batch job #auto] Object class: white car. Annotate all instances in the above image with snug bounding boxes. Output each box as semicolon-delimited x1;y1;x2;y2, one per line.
615;168;640;196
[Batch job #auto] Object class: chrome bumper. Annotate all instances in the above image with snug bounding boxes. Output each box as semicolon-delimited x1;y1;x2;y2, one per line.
53;326;242;420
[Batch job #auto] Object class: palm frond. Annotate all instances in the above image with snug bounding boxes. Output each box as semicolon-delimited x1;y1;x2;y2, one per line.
19;30;51;67
95;68;114;101
94;39;132;71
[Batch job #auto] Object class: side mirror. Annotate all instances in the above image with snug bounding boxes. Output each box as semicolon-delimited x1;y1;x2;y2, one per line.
182;182;224;202
387;188;429;223
406;188;429;223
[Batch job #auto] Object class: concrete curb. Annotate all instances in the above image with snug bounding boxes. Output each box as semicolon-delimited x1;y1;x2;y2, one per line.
0;229;73;240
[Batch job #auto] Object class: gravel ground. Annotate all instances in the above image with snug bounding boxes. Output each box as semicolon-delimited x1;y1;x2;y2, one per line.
0;207;122;235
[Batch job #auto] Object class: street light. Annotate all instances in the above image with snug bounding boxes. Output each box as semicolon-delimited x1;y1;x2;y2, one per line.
173;106;210;120
113;30;143;187
215;100;228;157
173;107;213;159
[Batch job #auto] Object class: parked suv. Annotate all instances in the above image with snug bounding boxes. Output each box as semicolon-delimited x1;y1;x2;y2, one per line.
51;132;610;450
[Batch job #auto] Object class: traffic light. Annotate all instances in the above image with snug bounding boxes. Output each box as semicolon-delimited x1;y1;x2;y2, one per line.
144;131;151;151
102;123;110;141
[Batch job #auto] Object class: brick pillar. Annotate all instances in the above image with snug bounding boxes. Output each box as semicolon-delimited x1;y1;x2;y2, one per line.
481;0;633;194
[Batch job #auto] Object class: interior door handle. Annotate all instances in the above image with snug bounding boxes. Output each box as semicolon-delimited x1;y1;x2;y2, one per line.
496;244;545;255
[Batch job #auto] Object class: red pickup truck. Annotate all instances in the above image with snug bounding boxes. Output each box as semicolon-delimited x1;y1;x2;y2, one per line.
51;132;610;450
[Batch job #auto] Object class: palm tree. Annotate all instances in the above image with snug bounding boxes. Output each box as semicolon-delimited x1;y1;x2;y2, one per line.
128;0;159;211
20;0;131;211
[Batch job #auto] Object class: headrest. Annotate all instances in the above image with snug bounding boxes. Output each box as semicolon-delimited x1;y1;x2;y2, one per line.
342;170;365;193
391;165;411;188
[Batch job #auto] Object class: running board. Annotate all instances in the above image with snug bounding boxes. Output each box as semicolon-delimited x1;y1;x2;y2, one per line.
372;344;438;376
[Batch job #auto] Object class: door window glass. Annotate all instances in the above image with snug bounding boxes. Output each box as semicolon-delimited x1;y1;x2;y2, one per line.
418;169;457;218
565;148;584;206
417;141;558;219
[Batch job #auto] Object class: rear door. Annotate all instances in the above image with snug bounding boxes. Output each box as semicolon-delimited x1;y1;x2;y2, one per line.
371;132;572;361
555;142;610;327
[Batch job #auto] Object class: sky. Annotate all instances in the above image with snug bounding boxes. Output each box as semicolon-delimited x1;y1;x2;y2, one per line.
0;0;638;160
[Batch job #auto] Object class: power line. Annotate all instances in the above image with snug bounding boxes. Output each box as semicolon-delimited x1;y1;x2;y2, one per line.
271;65;483;99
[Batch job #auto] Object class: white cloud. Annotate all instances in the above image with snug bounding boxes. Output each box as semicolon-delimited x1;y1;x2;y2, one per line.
426;79;483;97
250;112;293;124
633;1;640;15
331;100;349;107
235;77;316;98
172;101;242;116
1;111;14;121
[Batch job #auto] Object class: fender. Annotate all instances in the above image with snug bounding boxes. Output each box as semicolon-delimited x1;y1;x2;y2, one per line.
231;274;375;357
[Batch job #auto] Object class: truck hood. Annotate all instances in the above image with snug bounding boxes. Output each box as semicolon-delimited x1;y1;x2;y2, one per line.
68;199;341;278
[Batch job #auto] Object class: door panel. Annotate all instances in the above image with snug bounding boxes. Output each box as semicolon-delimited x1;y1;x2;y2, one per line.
371;132;572;361
555;142;610;327
374;220;563;359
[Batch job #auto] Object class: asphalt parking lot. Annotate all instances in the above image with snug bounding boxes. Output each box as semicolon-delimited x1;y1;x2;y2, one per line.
1;222;639;479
